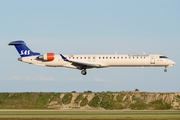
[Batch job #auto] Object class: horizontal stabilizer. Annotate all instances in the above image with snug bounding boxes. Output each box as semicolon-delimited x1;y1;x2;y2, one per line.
9;41;25;46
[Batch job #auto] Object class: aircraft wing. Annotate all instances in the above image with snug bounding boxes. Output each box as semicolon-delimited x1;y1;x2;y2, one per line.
60;54;101;69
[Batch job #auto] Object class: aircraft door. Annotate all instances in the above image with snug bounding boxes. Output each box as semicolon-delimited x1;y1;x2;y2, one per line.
150;56;155;64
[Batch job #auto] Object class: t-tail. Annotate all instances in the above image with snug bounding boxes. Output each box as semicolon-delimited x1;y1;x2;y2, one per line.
9;41;40;57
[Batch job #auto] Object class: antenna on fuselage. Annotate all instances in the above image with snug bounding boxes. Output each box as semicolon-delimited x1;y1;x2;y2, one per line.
143;52;145;54
115;52;117;54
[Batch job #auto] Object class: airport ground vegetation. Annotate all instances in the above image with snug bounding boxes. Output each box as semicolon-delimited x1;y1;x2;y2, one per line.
0;92;180;110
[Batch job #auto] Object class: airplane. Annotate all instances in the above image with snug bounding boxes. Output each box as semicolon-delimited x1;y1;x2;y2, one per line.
9;40;176;75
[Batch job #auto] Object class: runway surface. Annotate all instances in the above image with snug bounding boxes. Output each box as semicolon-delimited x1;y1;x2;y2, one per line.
0;110;179;115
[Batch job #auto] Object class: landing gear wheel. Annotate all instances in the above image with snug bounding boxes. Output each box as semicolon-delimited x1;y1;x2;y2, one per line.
81;70;87;75
164;69;167;72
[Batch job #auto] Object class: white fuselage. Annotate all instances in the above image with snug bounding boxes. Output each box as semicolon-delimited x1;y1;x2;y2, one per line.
20;54;175;69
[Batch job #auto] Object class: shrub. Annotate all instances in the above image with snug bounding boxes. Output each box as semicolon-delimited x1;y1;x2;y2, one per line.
106;101;123;110
50;93;61;104
129;101;148;110
35;93;53;106
177;95;180;99
148;100;172;110
88;95;100;108
71;91;76;93
62;93;72;105
100;95;111;108
116;94;125;103
84;91;92;93
80;97;88;107
74;93;83;104
0;93;10;105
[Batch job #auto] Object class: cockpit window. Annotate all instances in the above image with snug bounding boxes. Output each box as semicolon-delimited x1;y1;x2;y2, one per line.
159;56;168;59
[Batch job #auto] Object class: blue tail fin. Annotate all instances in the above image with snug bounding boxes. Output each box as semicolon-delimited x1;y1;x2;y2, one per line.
9;41;40;57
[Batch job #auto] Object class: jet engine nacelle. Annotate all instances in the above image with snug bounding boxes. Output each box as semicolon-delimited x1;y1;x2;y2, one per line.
38;53;54;61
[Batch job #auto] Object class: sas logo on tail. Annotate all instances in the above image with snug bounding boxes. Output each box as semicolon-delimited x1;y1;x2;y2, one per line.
21;50;30;55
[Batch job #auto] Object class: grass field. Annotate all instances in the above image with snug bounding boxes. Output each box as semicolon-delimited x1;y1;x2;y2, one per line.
0;110;180;120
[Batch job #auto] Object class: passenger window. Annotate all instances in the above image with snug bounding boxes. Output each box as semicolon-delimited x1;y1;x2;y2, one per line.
121;57;123;59
99;57;101;59
88;57;90;59
84;57;86;59
80;57;82;59
117;57;119;59
110;57;111;59
133;57;134;59
103;57;104;59
114;57;115;59
144;57;146;59
73;57;74;59
77;57;78;59
93;57;95;59
137;57;138;59
129;57;131;59
125;57;127;59
106;57;108;59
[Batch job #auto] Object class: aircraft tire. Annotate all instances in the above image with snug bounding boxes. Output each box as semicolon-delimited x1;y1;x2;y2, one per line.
164;69;167;72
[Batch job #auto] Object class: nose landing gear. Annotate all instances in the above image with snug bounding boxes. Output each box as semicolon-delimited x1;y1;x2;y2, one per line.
81;69;87;75
164;66;167;72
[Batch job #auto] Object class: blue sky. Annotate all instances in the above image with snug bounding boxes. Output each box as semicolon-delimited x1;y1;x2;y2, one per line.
0;0;180;92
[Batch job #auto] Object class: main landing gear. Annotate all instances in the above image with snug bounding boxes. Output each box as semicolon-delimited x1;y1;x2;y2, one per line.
81;69;87;75
164;66;167;72
77;66;87;75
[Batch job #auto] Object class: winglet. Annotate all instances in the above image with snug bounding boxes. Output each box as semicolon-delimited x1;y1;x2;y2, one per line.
60;54;69;61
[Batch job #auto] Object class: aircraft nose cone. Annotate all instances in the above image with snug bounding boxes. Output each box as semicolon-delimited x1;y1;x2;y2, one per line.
18;57;22;61
172;61;176;65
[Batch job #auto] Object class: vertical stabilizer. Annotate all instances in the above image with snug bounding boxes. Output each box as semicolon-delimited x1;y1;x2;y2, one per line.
9;41;40;57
